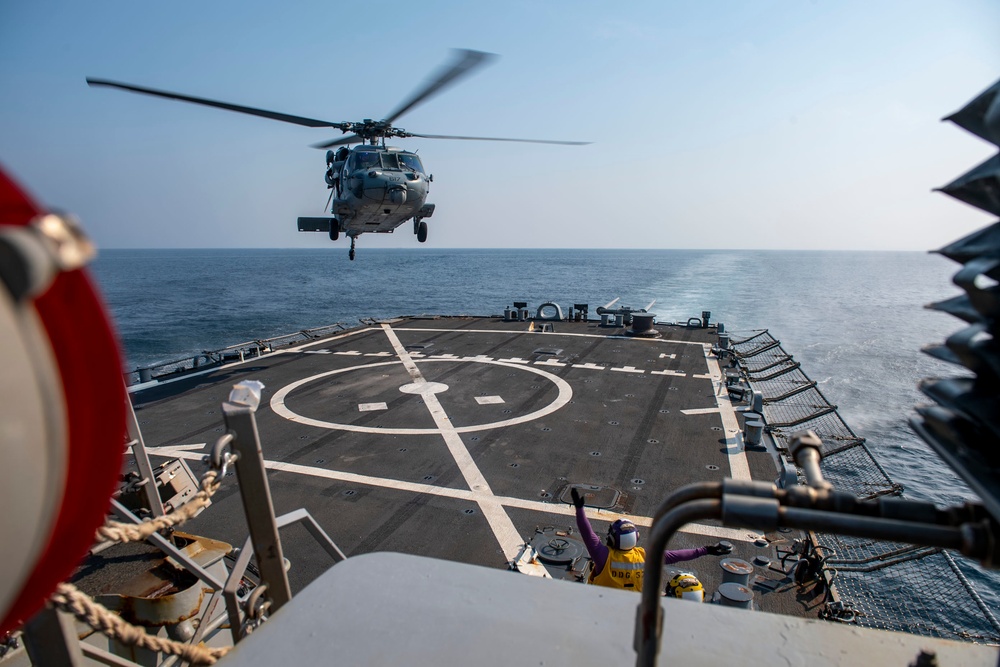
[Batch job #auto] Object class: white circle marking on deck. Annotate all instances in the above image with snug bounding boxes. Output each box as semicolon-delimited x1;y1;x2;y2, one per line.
270;359;572;434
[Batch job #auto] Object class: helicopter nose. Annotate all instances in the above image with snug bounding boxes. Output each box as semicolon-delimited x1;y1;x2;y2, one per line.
388;186;407;205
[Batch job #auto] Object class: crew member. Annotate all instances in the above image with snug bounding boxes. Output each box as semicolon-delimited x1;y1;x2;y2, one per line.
571;487;730;592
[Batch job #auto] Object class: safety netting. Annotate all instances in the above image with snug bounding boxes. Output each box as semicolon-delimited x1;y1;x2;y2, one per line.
728;330;1000;644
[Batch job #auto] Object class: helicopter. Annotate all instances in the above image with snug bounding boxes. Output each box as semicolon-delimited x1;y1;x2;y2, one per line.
87;50;588;260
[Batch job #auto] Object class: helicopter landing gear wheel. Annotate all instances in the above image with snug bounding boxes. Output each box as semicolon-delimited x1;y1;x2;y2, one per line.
329;221;339;242
349;235;356;261
417;220;428;243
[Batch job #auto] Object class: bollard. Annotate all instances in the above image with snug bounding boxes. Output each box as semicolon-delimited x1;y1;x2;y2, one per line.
720;558;754;586
745;419;764;447
718;333;730;349
138;367;152;383
741;411;762;428
750;390;764;413
717;582;754;609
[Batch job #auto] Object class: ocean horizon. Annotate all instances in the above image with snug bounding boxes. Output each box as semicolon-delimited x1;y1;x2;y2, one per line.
88;246;1000;608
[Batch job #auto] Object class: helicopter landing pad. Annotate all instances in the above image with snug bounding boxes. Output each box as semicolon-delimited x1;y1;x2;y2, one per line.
133;316;806;615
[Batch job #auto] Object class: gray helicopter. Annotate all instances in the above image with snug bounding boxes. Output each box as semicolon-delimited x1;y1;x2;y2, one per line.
87;50;588;260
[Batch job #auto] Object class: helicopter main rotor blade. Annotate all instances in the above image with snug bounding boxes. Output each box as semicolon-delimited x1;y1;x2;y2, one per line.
312;135;363;149
86;78;350;130
408;133;591;146
381;49;497;125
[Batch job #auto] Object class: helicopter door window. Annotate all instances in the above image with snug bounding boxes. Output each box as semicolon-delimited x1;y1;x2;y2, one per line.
398;154;425;174
380;153;400;170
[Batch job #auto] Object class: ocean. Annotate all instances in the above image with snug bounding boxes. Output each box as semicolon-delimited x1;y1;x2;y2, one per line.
88;247;999;606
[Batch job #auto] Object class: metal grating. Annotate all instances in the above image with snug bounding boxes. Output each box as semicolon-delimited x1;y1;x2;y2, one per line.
729;331;998;643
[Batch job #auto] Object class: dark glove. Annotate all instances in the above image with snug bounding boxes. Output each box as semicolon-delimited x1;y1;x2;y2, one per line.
570;487;585;509
705;541;733;556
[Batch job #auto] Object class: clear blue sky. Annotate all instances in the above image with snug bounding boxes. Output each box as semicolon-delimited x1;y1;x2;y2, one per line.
1;1;997;250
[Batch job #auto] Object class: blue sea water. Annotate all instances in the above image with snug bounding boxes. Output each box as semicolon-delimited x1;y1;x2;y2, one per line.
88;247;1000;607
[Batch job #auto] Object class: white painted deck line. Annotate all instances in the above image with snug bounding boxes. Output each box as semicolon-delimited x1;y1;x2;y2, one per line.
304;350;331;355
363;352;392;357
159;442;206;451
691;373;714;379
270;359;571;435
334;351;362;356
658;353;677;359
147;447;761;543
392;327;709;346
380;324;536;570
681;407;722;416
534;359;566;367
650;370;685;377
572;363;605;370
497;357;530;364
358;402;387;412
610;366;644;374
702;344;751;481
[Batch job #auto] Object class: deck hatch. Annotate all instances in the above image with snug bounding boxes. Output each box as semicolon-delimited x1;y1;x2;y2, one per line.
532;348;563;356
560;484;621;509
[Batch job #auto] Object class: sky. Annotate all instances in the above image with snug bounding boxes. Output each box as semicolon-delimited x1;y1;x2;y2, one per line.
1;1;998;251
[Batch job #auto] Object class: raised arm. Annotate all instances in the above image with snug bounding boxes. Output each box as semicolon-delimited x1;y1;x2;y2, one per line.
572;488;609;573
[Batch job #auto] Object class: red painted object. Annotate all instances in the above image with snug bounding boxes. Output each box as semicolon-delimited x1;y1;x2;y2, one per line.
0;165;127;635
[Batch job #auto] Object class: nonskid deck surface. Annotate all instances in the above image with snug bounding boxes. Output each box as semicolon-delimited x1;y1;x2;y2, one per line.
132;316;813;616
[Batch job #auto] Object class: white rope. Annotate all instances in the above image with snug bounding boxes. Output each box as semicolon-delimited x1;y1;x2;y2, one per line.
97;469;222;543
49;465;234;663
50;583;230;665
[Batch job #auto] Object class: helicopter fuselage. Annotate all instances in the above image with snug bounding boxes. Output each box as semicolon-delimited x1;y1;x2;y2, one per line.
328;145;432;235
88;49;585;261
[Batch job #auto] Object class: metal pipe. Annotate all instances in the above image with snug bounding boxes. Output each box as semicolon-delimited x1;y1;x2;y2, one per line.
125;392;166;517
648;481;722;523
221;392;293;614
276;508;347;562
778;507;967;552
223;537;255;644
634;488;992;665
635;499;723;667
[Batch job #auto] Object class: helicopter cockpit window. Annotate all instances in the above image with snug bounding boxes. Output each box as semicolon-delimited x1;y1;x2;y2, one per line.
398;154;425;173
380;153;400;170
352;152;380;171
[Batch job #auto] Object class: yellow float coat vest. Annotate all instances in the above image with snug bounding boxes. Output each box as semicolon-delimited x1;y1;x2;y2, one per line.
590;546;647;592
